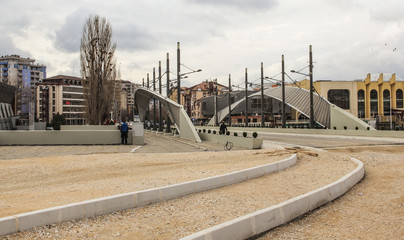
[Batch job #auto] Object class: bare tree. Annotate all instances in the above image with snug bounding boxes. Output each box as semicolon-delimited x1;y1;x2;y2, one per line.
80;15;117;125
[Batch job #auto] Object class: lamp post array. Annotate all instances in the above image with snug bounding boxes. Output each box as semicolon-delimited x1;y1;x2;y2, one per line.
141;44;314;130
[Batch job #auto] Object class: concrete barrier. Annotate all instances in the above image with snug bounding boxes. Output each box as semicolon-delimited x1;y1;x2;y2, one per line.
0;154;297;236
181;157;364;240
198;133;263;149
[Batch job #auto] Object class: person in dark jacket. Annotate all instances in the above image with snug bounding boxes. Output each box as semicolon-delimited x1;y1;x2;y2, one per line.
120;120;129;144
219;121;227;135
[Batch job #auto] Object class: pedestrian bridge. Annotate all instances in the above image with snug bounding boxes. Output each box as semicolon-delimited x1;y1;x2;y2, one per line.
208;86;374;130
133;86;202;142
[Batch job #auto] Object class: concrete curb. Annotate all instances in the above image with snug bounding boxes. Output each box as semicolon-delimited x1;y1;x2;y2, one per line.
180;157;364;240
0;154;297;236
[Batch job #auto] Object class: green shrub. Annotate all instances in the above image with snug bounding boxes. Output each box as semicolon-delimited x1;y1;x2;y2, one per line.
344;126;347;130
203;129;206;133
252;132;258;138
355;126;359;130
333;126;337;130
234;132;238;137
226;131;230;136
198;129;201;133
242;132;247;137
208;129;211;134
367;127;370;131
213;130;216;134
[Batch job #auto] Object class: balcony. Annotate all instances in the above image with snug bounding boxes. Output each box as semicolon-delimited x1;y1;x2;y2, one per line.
2;73;8;77
2;67;8;71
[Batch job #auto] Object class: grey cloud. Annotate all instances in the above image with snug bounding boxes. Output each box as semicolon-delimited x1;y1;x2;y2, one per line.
114;24;156;51
54;8;90;53
0;34;30;56
187;0;278;11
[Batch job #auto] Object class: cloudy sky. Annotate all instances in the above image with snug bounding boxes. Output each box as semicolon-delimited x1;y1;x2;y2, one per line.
1;0;403;88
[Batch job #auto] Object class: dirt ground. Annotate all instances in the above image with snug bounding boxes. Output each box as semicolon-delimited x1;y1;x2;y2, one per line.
1;145;403;239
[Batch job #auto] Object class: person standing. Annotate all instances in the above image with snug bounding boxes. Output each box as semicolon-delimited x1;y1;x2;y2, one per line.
219;121;227;135
120;120;129;144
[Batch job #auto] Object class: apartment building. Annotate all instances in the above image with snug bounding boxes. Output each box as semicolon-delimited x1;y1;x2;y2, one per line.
36;75;85;125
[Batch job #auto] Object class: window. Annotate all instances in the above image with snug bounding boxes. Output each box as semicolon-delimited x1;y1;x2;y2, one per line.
370;89;378;116
397;89;403;108
383;89;390;115
327;89;350;109
357;89;365;118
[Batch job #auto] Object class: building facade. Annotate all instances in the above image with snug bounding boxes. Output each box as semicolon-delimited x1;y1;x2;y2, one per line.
0;55;46;123
294;73;404;129
36;75;85;125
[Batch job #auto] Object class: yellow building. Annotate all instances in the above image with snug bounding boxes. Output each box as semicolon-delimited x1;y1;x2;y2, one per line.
292;73;404;126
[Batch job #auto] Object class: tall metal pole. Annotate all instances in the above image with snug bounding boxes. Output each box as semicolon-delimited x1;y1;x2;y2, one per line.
146;73;150;128
142;78;144;87
309;45;314;128
282;55;286;128
158;61;163;132
228;74;232;127
260;62;264;128
166;53;171;133
177;42;181;104
245;68;248;127
153;67;157;131
214;79;218;126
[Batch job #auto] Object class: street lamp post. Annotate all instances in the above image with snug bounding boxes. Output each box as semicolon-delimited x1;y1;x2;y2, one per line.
228;74;232;127
281;55;286;128
153;67;157;131
260;62;264;128
291;45;314;128
177;42;181;104
166;53;171;133
158;61;163;132
245;68;248;127
309;45;314;128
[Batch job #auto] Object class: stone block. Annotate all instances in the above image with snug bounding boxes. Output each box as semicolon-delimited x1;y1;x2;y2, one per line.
161;182;195;201
0;216;17;236
93;193;135;216
307;187;330;210
328;180;345;201
262;162;278;175
135;189;162;207
276;154;297;171
210;215;254;240
281;195;310;223
17;207;61;232
245;166;266;179
223;171;248;185
194;175;225;192
253;206;283;235
59;202;84;222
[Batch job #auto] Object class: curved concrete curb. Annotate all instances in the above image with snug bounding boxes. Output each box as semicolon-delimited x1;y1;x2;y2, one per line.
181;157;365;240
0;154;297;236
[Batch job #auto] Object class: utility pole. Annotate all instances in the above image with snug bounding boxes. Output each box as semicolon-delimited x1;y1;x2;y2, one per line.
146;73;150;129
158;61;163;132
228;74;232;127
260;62;264;128
166;53;171;133
153;67;157;131
245;68;248;127
177;42;181;104
309;45;314;129
213;79;218;126
282;55;286;128
142;78;144;87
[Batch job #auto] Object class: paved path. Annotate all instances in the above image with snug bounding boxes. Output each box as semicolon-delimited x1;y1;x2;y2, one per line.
0;132;235;160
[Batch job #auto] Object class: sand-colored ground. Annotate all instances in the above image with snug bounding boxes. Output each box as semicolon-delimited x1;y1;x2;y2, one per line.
1;145;403;239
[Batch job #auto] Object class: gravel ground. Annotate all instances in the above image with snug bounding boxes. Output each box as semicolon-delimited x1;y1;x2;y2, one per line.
1;145;403;239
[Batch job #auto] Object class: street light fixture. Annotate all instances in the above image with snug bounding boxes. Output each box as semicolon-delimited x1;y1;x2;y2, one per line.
290;45;314;128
